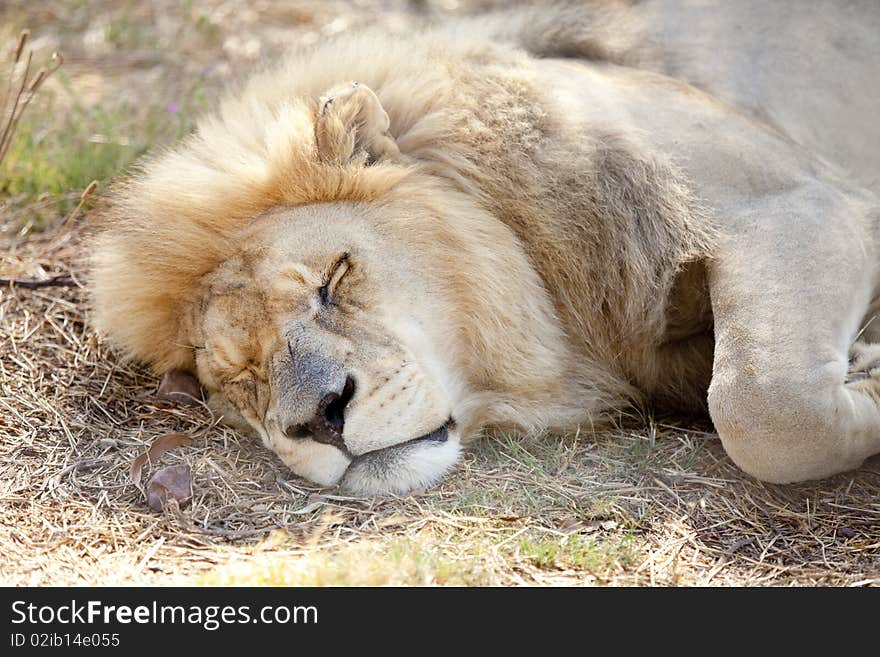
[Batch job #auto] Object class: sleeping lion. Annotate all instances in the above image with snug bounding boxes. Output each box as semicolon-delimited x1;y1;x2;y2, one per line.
91;1;880;494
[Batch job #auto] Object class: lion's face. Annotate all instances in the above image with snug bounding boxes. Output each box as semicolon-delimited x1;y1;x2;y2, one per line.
188;203;463;495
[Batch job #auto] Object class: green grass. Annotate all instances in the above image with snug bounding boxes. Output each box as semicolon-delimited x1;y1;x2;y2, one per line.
1;58;210;231
197;536;492;586
518;532;637;574
196;529;640;586
104;15;159;51
2;106;139;201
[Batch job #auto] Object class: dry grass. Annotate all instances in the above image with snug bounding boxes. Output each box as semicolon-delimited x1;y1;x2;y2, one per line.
2;0;879;587
2;223;878;586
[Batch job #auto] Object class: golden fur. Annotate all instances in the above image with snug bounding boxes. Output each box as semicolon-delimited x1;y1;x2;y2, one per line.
92;1;880;493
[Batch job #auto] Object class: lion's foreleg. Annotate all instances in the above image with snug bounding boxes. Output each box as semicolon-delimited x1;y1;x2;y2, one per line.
706;190;880;482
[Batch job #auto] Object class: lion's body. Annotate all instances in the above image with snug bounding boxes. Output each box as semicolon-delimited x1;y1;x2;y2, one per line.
92;1;880;493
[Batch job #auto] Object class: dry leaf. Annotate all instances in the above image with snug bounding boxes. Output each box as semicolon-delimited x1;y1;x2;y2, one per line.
146;465;193;511
130;433;192;495
155;370;203;408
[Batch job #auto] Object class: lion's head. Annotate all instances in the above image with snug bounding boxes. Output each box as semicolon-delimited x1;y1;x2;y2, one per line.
188;202;464;494
91;71;580;494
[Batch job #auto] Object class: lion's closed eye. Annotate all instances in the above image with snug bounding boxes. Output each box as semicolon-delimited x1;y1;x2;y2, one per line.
318;253;351;306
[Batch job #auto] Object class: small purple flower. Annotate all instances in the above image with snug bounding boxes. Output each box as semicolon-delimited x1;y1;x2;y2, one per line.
166;101;179;115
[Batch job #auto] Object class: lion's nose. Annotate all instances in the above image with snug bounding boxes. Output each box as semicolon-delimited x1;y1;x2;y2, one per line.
285;376;356;452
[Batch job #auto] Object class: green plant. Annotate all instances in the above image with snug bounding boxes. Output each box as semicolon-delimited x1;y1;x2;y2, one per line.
0;30;61;167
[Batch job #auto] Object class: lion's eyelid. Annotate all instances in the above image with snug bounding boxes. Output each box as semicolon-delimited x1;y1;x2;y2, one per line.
319;252;351;304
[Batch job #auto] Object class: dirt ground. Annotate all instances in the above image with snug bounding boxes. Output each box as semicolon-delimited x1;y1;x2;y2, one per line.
1;1;878;587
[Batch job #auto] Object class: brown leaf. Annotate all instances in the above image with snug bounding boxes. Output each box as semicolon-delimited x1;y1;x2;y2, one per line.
155;370;203;408
130;433;192;494
146;465;193;511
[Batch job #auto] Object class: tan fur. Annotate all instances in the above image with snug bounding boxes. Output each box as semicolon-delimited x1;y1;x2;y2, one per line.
91;1;880;493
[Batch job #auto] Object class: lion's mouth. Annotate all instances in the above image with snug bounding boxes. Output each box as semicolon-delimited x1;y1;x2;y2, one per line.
267;415;460;494
348;417;454;464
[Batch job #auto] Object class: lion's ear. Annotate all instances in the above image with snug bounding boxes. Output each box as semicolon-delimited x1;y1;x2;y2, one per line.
315;82;400;165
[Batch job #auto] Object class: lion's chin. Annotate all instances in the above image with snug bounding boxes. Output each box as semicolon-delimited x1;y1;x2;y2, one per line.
272;423;462;496
339;433;462;496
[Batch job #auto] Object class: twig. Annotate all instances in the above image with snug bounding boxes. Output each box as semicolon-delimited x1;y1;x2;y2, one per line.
53;179;98;243
0;274;76;289
0;31;28;144
0;52;63;161
0;30;63;164
0;49;32;161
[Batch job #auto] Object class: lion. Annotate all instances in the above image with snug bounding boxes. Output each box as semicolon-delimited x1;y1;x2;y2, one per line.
91;1;880;495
